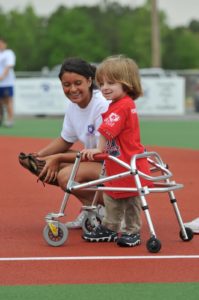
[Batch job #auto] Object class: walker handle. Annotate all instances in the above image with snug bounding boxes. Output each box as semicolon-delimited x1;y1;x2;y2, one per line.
93;153;109;161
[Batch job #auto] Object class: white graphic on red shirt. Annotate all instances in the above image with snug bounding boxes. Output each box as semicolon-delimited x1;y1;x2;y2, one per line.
131;108;137;114
104;112;120;127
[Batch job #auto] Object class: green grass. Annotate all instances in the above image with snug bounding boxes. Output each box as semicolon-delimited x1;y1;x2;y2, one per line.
1;117;199;149
140;119;199;149
1;283;199;300
0;117;63;138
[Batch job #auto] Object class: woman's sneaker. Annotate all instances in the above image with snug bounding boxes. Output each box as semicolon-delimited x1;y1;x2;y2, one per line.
117;233;141;247
82;225;118;242
97;204;105;219
66;210;87;229
66;205;105;229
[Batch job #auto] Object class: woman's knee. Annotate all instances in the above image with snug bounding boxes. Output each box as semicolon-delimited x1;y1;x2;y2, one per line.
75;162;102;182
57;162;101;190
57;168;71;190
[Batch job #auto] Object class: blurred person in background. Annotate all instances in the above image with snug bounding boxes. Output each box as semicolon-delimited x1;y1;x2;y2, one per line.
0;37;16;127
0;101;3;126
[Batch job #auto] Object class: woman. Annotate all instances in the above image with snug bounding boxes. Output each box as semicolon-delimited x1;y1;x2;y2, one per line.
19;57;109;228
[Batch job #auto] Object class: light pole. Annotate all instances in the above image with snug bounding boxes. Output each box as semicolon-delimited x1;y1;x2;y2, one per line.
151;0;161;67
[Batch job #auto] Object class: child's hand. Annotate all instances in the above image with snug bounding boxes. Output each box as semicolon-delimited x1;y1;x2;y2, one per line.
81;148;102;161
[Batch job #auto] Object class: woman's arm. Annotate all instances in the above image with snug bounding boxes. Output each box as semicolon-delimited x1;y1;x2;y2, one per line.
36;137;78;183
37;137;73;157
37;151;78;183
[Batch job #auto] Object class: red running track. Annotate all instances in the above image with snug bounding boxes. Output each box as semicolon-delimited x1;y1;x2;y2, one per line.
0;136;199;285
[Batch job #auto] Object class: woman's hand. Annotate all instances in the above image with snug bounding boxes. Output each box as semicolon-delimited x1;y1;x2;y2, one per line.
81;148;102;161
37;154;60;183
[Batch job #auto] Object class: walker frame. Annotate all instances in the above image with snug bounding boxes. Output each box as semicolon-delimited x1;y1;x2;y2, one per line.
43;151;194;252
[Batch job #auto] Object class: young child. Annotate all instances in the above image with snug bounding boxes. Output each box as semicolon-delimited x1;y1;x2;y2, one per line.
81;55;152;247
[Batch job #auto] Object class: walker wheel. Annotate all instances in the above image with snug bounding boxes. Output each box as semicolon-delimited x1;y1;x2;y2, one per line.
179;227;194;241
146;237;162;253
82;214;102;234
43;222;68;246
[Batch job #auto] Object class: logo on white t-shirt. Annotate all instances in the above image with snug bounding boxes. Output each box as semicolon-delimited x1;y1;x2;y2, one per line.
88;124;95;134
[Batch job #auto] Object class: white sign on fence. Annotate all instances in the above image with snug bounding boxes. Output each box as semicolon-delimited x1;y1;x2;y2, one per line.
137;77;185;115
14;77;185;116
15;78;67;115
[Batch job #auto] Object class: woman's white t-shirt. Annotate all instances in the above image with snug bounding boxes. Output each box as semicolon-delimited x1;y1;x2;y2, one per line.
61;90;109;148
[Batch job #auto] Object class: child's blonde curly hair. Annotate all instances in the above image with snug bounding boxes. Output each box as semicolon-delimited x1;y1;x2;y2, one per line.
96;55;143;100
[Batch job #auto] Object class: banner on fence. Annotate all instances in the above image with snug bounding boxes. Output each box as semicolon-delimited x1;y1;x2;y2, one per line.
14;77;185;116
15;78;67;115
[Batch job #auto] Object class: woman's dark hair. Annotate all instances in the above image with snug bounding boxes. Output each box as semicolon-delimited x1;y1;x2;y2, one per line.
59;57;97;90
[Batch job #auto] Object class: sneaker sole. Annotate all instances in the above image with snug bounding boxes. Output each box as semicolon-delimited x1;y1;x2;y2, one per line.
83;236;117;242
117;239;141;247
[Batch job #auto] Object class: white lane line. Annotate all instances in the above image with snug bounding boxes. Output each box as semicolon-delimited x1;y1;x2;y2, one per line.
0;255;199;262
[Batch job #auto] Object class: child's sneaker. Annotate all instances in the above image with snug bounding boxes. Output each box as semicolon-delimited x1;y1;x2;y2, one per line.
117;233;141;247
82;225;117;242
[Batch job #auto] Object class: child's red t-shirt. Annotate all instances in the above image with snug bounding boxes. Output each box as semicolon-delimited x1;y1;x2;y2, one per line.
98;95;152;199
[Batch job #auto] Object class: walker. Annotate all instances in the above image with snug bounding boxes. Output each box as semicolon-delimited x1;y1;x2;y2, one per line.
43;151;194;253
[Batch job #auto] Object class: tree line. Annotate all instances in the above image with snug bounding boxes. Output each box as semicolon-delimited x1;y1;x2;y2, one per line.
0;1;199;71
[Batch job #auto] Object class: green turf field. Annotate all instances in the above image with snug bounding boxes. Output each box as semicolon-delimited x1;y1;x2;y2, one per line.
0;116;199;149
0;282;199;300
1;116;199;299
